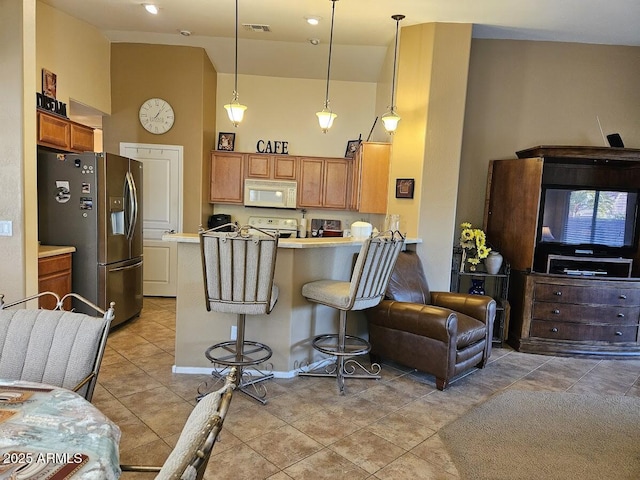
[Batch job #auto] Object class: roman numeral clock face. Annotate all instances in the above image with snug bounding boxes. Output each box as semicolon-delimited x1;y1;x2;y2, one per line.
139;98;175;134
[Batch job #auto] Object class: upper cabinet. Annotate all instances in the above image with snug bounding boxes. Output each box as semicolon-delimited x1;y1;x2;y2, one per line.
246;154;296;180
37;110;94;153
210;152;245;204
210;148;390;212
349;142;391;214
298;157;350;210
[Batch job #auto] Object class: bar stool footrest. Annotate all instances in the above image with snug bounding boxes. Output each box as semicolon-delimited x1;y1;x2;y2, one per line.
205;340;273;367
311;334;371;357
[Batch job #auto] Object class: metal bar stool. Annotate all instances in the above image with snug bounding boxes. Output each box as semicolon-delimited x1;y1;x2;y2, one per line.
198;224;279;404
299;230;404;394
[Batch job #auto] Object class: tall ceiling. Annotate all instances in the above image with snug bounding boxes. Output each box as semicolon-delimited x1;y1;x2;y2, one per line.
41;0;640;83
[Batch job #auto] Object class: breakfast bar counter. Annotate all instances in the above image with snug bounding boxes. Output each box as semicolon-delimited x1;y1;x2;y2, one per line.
164;233;420;376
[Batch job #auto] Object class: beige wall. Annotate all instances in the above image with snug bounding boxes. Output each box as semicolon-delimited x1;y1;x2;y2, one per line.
215;74;378;158
458;40;640;237
389;23;472;290
36;1;111;114
0;0;37;302
104;44;217;233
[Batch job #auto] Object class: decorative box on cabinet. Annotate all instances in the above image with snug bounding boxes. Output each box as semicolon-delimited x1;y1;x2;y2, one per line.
349;142;391;214
451;248;511;344
210;152;244;204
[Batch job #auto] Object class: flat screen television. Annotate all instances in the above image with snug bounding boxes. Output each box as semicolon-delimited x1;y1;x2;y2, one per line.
537;187;639;255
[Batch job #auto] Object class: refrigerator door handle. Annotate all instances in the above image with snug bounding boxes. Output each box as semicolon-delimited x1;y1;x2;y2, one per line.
124;171;139;240
108;260;144;273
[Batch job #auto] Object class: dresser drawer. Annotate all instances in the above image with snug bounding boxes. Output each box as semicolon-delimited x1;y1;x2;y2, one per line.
530;320;638;342
532;301;640;325
534;283;640;306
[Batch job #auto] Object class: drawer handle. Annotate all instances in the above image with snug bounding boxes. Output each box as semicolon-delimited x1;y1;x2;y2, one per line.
615;331;623;336
554;291;562;296
617;313;625;318
552;309;560;315
550;327;558;333
619;294;627;300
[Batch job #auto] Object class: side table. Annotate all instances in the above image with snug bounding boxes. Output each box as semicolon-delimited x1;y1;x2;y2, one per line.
450;247;511;345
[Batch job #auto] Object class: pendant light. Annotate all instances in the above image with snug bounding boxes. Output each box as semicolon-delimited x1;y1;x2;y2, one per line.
381;14;405;134
316;0;338;133
224;0;247;126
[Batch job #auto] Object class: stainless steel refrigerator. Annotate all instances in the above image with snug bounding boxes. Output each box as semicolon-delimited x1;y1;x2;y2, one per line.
38;151;143;327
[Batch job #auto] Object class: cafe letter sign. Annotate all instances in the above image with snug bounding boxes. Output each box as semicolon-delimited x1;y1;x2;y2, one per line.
256;140;289;155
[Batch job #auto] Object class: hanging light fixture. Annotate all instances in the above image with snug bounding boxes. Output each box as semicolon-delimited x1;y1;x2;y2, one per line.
381;14;405;134
224;0;247;126
316;0;338;133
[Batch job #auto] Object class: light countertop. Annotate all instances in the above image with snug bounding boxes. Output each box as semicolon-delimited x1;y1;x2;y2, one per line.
38;245;77;258
162;232;421;248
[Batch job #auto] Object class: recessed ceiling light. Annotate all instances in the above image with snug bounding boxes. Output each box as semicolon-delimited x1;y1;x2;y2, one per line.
179;30;191;36
309;38;320;46
143;4;158;15
305;16;321;26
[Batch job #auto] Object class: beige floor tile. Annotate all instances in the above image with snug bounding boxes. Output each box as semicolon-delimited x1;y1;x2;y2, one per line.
208;443;279;480
290;407;362;446
283;448;369;480
247;424;324;469
223;404;287;441
329;430;406;474
365;411;437;450
100;298;640;479
374;452;458;480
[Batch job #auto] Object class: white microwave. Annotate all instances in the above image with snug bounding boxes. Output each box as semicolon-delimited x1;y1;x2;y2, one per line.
244;179;297;209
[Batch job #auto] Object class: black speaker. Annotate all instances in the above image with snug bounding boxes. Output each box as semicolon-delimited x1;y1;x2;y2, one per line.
607;133;624;148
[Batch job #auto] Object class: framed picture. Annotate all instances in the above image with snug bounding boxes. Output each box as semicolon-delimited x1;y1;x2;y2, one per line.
396;178;415;199
217;132;235;151
42;68;57;99
344;139;361;159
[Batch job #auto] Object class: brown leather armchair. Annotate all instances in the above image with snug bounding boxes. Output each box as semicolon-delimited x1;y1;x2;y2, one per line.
365;250;496;390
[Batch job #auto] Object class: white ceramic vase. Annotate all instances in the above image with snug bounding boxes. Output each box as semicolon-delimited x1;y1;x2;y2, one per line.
485;251;503;275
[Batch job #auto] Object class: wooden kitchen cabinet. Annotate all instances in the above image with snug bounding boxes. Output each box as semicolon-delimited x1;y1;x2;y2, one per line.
37;109;94;153
298;156;350;210
246;154;296;180
210;152;245;204
38;253;72;310
349;142;391;213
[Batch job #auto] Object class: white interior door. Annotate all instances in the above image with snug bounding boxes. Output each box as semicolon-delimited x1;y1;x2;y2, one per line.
120;142;183;297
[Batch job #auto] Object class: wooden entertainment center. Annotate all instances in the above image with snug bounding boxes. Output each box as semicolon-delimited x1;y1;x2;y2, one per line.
485;146;640;357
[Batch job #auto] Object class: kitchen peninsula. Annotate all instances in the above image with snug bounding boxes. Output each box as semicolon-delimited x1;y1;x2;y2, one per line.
164;233;420;376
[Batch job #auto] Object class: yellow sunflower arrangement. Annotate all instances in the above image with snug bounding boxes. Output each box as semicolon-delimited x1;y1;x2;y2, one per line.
459;222;491;271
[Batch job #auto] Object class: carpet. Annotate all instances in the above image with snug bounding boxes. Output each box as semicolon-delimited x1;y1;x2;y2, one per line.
438;390;640;480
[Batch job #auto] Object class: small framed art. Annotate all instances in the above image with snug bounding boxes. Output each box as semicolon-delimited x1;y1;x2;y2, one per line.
42;68;57;98
218;132;235;151
344;139;361;159
395;178;415;199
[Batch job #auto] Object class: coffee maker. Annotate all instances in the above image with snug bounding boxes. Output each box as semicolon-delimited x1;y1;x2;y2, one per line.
207;213;232;230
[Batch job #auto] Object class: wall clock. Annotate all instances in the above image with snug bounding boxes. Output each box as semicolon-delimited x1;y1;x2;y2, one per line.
139;98;175;134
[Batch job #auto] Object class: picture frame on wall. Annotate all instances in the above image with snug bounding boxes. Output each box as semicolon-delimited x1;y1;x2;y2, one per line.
218;132;235;151
344;139;361;159
396;178;415;199
42;68;57;99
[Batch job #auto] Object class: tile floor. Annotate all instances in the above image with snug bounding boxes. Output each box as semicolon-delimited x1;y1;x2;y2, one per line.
94;297;640;479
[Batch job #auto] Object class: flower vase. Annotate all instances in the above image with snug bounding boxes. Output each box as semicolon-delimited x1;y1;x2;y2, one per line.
485;251;504;275
468;279;485;295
